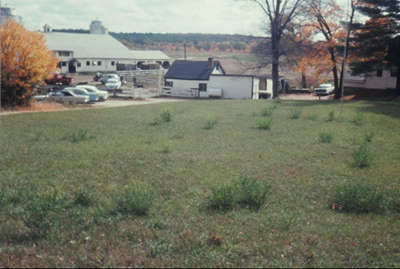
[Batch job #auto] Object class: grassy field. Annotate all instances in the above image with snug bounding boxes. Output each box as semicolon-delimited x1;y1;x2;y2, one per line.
1;99;400;267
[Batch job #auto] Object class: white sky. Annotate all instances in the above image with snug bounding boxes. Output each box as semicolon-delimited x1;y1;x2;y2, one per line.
5;0;351;36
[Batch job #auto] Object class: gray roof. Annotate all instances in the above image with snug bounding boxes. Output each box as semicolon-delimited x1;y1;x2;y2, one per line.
131;50;171;61
43;32;134;59
165;60;225;80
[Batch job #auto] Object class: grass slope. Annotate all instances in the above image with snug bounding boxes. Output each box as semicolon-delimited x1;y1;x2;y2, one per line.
1;100;400;267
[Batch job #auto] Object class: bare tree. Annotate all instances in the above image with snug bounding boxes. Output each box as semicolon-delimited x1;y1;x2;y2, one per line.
246;0;304;98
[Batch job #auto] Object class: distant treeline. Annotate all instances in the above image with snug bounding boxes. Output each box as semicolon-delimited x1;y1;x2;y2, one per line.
52;29;259;52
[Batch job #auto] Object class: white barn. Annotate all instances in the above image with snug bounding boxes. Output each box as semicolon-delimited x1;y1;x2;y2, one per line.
163;58;275;99
42;20;170;74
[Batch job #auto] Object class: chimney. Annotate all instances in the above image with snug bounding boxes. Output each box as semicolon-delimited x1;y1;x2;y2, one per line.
207;57;214;67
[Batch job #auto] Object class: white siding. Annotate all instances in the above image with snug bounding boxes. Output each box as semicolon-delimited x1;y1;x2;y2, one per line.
344;70;397;90
209;75;253;99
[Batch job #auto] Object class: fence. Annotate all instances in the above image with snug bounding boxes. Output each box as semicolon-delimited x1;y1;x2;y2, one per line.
159;87;198;98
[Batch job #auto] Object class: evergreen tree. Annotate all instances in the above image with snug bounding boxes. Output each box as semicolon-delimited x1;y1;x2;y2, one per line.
349;0;400;95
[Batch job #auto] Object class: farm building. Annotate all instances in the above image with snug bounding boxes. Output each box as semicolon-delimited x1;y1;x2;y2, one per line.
344;70;398;90
162;58;278;99
41;19;171;73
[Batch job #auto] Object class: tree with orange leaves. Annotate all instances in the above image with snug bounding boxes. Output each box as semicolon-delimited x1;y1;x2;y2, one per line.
1;19;59;107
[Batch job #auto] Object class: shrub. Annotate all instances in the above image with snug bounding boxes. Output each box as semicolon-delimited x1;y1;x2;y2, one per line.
149;116;163;126
352;140;374;168
67;129;95;143
388;189;400;213
319;131;334;143
332;182;385;213
307;114;319;121
115;181;154;216
290;109;301;119
257;118;272;130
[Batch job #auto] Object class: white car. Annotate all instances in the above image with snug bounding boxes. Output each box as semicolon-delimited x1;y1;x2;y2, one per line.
314;84;335;95
105;78;122;91
48;91;90;104
99;74;120;85
76;85;109;101
63;87;99;102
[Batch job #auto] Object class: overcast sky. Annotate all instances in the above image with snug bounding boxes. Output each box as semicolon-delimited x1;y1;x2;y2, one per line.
5;0;351;36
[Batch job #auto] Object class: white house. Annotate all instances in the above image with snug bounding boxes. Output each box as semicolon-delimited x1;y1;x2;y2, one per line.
41;20;171;73
344;70;397;90
163;58;276;99
0;7;23;25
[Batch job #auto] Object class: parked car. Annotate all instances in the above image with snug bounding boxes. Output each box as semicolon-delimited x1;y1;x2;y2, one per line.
48;91;89;104
45;74;73;85
76;85;109;101
314;84;335;95
99;74;120;85
63;87;99;102
105;78;122;91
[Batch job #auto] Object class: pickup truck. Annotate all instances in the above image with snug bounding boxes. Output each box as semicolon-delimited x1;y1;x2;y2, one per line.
45;74;73;85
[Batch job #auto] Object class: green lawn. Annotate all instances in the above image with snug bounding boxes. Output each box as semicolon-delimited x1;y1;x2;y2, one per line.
1;99;400;267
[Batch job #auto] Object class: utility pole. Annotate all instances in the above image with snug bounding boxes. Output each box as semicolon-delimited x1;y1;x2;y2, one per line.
184;43;187;61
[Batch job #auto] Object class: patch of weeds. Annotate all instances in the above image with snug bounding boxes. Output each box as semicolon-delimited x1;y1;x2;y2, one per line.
150;240;172;257
115;180;154;216
327;111;335;122
352;140;374;168
67;129;96;143
257;118;272;130
147;218;166;229
319;131;334;143
208;177;271;211
208;184;236;211
203;118;218;130
278;211;298;231
290;109;301;119
363;130;374;143
21;188;67;237
273;97;281;104
234;177;271;210
307;114;319;121
331;182;385;213
72;187;95;207
388;189;400;213
160;108;173;122
160;144;171;154
261;107;274;117
352;112;364;125
149;116;163;126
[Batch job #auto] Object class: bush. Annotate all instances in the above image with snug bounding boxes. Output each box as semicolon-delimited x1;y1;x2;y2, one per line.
332;182;385;213
352;140;374;168
208;177;271;211
364;130;374;143
261;107;274;117
257;118;272;130
353;112;364;125
388;189;400;213
319;131;334;143
115;181;154;216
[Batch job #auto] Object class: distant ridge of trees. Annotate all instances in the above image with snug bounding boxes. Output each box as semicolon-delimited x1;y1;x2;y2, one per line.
52;28;259;52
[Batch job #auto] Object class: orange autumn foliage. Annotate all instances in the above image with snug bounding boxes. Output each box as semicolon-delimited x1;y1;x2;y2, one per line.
1;19;59;107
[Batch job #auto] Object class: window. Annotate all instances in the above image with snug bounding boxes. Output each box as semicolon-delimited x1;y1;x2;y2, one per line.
98;61;102;66
111;61;115;66
58;51;70;57
77;62;81;68
92;61;97;66
199;83;207;92
86;61;90;66
376;69;383;77
165;81;173;87
61;62;67;67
